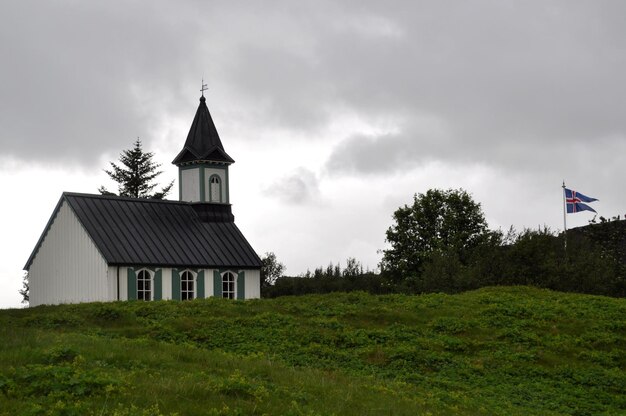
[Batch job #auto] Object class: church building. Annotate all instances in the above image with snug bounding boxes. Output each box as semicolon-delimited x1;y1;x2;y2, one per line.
24;95;262;306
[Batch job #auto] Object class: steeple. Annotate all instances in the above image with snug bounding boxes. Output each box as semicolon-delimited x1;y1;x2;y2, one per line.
172;96;235;166
175;95;234;205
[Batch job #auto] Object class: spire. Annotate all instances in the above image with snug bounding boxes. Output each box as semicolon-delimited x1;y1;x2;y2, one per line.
172;96;235;165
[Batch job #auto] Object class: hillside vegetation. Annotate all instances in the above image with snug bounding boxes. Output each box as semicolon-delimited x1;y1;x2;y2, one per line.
1;287;625;415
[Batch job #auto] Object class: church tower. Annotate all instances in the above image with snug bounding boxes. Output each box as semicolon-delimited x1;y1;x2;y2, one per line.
172;95;234;205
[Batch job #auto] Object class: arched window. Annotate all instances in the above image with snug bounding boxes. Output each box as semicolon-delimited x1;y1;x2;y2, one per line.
222;272;236;299
210;175;221;202
180;270;195;301
137;269;152;301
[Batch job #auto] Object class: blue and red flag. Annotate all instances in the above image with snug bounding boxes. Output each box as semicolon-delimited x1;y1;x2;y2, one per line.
564;188;598;214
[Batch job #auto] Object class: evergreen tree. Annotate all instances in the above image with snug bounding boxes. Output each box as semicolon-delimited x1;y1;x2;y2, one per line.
98;139;173;199
19;272;29;304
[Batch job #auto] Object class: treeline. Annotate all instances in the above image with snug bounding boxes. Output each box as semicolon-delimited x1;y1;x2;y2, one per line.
263;258;392;298
263;189;626;298
263;225;625;298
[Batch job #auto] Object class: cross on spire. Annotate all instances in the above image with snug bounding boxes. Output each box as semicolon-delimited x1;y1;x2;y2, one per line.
200;79;208;97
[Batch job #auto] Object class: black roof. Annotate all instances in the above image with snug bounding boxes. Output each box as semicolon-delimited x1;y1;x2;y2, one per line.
25;193;261;270
172;96;235;165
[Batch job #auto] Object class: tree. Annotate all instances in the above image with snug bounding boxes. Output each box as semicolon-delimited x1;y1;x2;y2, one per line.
342;257;364;278
99;139;173;199
260;252;286;289
19;271;29;304
381;188;488;281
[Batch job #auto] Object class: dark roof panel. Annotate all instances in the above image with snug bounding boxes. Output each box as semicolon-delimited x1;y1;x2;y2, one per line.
172;96;235;165
25;193;261;269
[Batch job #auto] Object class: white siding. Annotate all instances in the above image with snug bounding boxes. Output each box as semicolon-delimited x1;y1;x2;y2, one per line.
106;266;119;301
29;201;109;306
244;269;261;299
181;168;200;202
162;268;172;300
204;269;214;297
204;168;227;203
119;266;128;301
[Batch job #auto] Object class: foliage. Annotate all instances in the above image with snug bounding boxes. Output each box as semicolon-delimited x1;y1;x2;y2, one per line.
19;271;29;304
576;217;626;267
381;189;488;282
265;258;386;298
0;288;625;415
99;139;173;199
371;188;625;297
260;252;285;290
474;226;623;296
266;219;625;298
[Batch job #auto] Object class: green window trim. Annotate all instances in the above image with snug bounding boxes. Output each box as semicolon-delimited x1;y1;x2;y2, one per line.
180;270;193;300
199;166;206;202
154;269;162;300
128;267;160;301
213;270;222;298
172;268;181;300
197;270;205;298
237;271;245;300
173;269;205;300
212;269;245;300
127;268;137;300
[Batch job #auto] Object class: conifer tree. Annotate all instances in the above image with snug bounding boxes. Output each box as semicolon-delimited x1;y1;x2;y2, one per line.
98;139;173;199
19;272;29;304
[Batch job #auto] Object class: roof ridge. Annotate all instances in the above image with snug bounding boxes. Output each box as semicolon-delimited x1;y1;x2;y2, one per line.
62;192;186;205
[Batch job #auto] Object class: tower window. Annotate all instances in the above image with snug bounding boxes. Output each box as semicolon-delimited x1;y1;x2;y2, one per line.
181;270;195;300
137;270;152;301
210;175;221;202
222;272;236;299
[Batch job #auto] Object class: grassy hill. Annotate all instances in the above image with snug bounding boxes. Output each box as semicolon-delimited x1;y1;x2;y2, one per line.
0;287;624;415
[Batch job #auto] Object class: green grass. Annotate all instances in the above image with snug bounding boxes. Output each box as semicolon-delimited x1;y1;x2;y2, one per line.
0;286;624;415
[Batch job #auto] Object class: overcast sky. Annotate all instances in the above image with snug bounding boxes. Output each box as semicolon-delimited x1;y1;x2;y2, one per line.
1;1;624;308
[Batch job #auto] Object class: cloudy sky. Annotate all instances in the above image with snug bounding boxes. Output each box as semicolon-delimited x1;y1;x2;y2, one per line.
1;1;624;308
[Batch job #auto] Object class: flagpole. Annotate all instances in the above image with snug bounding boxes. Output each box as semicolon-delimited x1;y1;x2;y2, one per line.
562;181;567;251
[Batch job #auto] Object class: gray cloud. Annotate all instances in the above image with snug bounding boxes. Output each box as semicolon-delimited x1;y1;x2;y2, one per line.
266;168;320;205
325;132;417;175
2;0;626;179
0;1;217;165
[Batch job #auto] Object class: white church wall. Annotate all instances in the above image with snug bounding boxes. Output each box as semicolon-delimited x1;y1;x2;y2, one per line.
29;201;109;306
181;168;200;202
204;268;214;297
106;266;118;301
162;267;172;300
244;269;261;299
118;266;128;300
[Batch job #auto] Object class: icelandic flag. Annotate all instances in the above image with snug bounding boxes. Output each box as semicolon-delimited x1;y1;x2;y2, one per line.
565;188;598;214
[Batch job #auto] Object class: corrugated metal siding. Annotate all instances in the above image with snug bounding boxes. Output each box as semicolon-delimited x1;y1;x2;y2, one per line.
162;268;172;300
107;266;118;301
119;266;128;300
244;269;261;299
204;269;215;297
62;193;262;268
29;201;109;306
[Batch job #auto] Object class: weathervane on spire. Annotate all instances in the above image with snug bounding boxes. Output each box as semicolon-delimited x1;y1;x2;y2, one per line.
200;79;208;97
